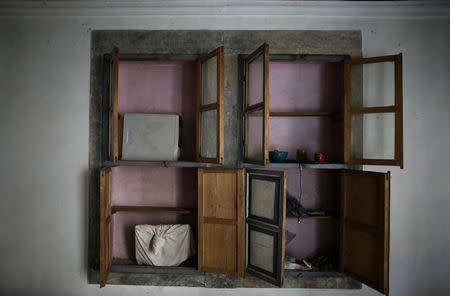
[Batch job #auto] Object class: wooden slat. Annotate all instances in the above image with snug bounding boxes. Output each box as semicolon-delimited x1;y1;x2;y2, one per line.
245;102;264;113
394;54;404;169
198;103;218;112
99;168;111;288
112;47;119;162
286;215;335;220
347;159;398;166
343;60;351;163
197;169;204;271
217;46;224;164
111;206;195;214
263;44;270;165
270;111;340;117
196;58;202;162
350;106;396;114
346;55;398;65
237;169;245;277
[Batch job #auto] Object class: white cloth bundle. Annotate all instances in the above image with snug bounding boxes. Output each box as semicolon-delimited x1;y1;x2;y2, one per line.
135;224;196;266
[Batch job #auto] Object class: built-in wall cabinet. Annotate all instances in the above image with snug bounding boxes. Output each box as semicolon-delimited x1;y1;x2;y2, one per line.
99;42;402;295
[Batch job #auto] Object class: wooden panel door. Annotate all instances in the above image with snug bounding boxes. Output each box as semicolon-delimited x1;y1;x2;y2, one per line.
246;169;286;287
340;170;390;295
109;47;119;162
99;168;112;287
344;54;403;167
243;43;270;165
198;169;245;276
196;46;224;164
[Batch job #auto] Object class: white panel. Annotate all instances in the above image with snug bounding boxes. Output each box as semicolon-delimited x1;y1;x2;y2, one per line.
122;113;180;161
249;229;274;273
250;178;276;220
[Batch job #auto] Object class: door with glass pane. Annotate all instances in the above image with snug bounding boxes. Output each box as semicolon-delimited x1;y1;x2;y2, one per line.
246;169;286;286
344;54;403;167
243;44;270;165
196;46;224;164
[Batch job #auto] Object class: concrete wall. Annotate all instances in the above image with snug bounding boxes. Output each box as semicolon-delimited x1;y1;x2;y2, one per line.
0;2;449;296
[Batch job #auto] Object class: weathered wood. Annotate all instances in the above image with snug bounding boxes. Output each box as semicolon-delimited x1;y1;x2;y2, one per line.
394;54;404;168
198;169;244;276
112;47;119;162
340;170;390;295
196;46;224;164
111;206;195;214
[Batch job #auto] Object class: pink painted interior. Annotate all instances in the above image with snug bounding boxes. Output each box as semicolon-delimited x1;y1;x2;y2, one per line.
285;218;338;261
117;60;197;161
262;62;344;162
110;166;197;260
280;169;340;262
111;166;197;208
112;212;196;260
285;169;339;212
269;62;343;112
246;111;263;160
269;117;343;162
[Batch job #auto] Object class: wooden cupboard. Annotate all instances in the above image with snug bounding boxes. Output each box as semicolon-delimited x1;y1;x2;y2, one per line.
98;41;402;296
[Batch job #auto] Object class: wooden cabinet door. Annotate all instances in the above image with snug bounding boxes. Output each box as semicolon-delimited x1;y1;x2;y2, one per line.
246;169;286;287
243;43;270;165
196;47;225;164
340;170;390;295
197;169;245;276
344;54;403;167
99;168;112;287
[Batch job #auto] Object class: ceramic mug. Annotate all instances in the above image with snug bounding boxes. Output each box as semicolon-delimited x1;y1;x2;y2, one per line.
314;153;328;162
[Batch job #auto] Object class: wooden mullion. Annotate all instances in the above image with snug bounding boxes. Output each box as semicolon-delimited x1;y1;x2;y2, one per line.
394;54;404;169
198;46;223;63
344;60;351;163
112;47;119;162
350;106;396;114
263;44;270;166
348;159;398;166
237;169;245;277
199;103;219;112
346;54;397;65
197;169;204;271
217;46;224;164
196;58;202;162
245;102;264;113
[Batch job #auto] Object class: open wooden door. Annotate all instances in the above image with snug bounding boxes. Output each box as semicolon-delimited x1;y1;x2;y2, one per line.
246;169;286;286
197;169;245;276
243;43;270;165
196;47;224;164
340;170;390;295
99;168;112;287
344;54;403;168
109;47;119;162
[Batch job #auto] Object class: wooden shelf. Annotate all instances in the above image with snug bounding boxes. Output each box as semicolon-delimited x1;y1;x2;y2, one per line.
286;215;335;220
111;206;195;215
270;111;341;117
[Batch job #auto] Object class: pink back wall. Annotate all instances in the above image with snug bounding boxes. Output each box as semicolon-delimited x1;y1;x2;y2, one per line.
117;60;197;160
265;61;344;162
269;61;343;112
111;166;196;208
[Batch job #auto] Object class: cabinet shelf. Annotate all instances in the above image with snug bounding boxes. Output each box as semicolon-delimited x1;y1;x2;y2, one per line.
286;215;335;220
111;206;196;215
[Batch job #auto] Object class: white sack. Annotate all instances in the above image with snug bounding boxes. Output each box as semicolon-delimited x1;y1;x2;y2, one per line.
135;224;196;266
122;113;180;161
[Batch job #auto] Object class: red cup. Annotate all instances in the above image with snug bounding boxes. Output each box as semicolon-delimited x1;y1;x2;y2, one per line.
314;153;328;162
